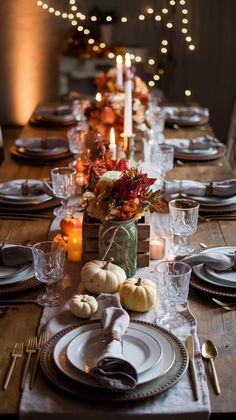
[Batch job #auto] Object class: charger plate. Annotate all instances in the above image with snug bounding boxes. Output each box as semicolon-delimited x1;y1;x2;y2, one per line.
10;146;72;164
174;144;225;161
40;319;188;402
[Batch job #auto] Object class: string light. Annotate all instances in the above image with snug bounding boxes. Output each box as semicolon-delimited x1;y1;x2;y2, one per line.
185;89;191;96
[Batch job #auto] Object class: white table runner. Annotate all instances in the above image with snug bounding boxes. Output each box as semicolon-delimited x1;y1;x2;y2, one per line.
19;213;210;420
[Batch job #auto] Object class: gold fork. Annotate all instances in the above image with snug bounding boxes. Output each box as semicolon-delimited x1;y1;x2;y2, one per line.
20;336;37;390
30;331;48;389
3;342;24;390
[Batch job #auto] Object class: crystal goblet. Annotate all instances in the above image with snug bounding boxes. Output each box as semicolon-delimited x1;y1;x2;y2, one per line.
169;198;199;256
155;260;192;330
51;166;77;216
67;121;89;166
32;241;65;307
149;143;174;190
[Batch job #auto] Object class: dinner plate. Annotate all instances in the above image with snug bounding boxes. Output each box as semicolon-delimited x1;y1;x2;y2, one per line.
53;322;175;388
174;144;226;161
0;179;51;204
15;137;69;156
164;107;209;126
66;327;162;375
186;194;236;207
0;245;34;285
0;262;29;279
192;246;236;289
177;147;216;155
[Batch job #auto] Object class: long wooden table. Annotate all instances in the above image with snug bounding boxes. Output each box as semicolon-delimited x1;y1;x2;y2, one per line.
0;117;236;419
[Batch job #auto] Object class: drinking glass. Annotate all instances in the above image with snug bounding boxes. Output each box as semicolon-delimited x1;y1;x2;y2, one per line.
32;241;65;306
146;106;166;141
155;260;192;329
67;121;89;166
149;144;174;189
169;198;199;256
71;99;87;123
51;166;77;216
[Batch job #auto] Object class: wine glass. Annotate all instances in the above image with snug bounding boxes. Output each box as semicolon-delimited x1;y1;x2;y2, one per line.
146;106;166;141
51;166;77;216
149;144;174;190
155;260;192;330
32;241;65;307
67;121;89;167
169;198;200;256
71;99;87;123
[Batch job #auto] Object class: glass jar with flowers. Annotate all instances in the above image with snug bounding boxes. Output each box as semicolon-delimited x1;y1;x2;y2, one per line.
82;161;165;277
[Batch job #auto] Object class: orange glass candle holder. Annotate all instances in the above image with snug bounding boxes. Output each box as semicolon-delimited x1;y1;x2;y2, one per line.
150;236;166;260
67;228;82;262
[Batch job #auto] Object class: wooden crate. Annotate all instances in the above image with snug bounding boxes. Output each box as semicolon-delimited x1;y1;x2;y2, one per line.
82;212;150;267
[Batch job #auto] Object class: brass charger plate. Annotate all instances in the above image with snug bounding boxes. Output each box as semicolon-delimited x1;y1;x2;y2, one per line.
0;276;41;296
40;319;188;402
174;144;226;161
10;146;73;164
191;274;236;298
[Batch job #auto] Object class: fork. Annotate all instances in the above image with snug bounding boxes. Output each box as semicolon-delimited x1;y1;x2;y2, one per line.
3;342;24;390
30;331;48;389
20;336;37;390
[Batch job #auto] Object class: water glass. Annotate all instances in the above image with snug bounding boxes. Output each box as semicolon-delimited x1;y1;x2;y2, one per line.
146;106;166;140
155;260;192;330
32;241;65;306
51;166;77;216
169;198;199;256
149;143;174;189
67;121;89;165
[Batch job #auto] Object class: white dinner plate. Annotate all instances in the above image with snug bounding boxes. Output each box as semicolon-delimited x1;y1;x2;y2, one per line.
0;245;34;285
53;322;175;388
0;179;51;204
66;327;162;375
186;194;236;207
193;246;236;288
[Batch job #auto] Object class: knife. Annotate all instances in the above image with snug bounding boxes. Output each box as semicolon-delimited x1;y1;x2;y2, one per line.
186;335;200;400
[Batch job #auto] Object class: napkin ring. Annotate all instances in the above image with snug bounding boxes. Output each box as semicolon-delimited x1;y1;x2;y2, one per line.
105;331;122;345
206;182;214;196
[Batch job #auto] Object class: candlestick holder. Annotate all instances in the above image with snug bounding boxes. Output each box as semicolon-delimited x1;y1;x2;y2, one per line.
123;135;136;159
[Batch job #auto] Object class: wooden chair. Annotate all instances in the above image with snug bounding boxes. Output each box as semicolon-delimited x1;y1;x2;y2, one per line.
226;101;236;174
0;125;4;165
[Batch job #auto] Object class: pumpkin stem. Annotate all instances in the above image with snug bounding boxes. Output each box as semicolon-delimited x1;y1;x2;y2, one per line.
102;257;114;269
136;278;142;286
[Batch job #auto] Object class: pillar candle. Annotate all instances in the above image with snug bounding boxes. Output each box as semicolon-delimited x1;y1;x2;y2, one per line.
68;229;82;262
124;53;133;137
109;127;117;160
116;55;123;87
150;237;166;260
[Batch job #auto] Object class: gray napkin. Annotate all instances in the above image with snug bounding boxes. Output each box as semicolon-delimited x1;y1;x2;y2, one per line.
0;246;32;267
90;294;138;391
165;136;223;151
15;137;68;153
164;178;236;198
0;180;46;197
182;250;236;271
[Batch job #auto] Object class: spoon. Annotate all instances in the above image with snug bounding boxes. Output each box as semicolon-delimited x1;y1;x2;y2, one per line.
212;298;236;311
201;340;221;394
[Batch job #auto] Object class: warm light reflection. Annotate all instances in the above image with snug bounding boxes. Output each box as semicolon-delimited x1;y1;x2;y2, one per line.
95;92;102;102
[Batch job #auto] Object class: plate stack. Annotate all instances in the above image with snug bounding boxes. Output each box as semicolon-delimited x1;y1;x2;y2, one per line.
40;320;188;401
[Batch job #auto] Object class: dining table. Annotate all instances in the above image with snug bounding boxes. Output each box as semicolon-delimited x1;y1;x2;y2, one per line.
0;105;236;420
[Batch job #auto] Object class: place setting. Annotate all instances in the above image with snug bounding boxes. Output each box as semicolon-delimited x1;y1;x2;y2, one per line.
29;104;76;127
165;135;226;161
10;136;73;164
163;106;209;127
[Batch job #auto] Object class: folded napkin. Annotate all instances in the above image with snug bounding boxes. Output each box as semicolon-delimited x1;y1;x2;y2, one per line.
0;246;32;267
165;135;222;151
90;293;138;391
15;137;68;153
0;180;46;197
182;250;236;271
164;178;236;198
36;105;71;116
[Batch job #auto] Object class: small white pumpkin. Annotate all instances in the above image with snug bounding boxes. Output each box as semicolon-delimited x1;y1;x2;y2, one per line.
70;294;98;318
81;257;126;294
119;277;157;312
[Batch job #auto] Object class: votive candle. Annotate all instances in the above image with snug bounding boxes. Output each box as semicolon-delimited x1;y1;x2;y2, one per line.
68;229;82;262
150;237;166;260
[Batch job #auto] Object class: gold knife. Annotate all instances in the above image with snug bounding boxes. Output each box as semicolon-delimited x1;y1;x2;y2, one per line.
186;335;200;400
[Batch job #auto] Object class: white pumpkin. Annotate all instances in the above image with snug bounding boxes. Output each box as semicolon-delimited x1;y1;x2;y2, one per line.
119;277;157;312
70;294;98;318
81;257;126;293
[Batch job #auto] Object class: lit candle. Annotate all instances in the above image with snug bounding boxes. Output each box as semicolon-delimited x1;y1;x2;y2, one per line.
109;127;117;160
116;55;123;87
76;172;85;187
124;53;133;137
150;237;166;260
68;228;82;262
95;92;102;102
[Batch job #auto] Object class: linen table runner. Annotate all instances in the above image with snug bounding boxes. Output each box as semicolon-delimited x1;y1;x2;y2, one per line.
19;212;210;420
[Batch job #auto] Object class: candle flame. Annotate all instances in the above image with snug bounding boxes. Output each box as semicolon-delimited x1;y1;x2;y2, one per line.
95;92;102;102
116;54;123;65
110;127;116;145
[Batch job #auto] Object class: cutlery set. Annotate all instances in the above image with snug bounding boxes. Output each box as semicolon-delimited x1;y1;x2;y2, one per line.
186;335;221;399
2;331;48;390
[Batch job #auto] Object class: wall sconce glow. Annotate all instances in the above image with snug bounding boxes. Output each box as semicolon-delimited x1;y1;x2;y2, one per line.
185;90;191;96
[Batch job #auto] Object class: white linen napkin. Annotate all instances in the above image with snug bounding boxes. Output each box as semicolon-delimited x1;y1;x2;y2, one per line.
164;179;236;197
90;294;138;391
182;250;236;271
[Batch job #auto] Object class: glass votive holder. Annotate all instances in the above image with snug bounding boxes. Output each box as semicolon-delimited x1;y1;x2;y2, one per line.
150;237;166;260
67;228;82;262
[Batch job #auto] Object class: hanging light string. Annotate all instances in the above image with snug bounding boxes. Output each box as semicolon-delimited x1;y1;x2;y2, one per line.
35;0;195;96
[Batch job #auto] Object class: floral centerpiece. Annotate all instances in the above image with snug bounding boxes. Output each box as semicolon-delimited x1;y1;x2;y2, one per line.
85;68;150;140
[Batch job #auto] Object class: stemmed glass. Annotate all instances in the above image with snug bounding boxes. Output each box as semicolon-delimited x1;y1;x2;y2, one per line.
146;106;166;141
169;198;200;256
32;241;65;307
67;121;89;167
149;144;174;190
155;260;192;330
51;166;77;216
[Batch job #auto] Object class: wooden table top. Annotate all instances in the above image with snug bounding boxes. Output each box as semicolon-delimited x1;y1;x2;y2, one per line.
0;116;235;419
